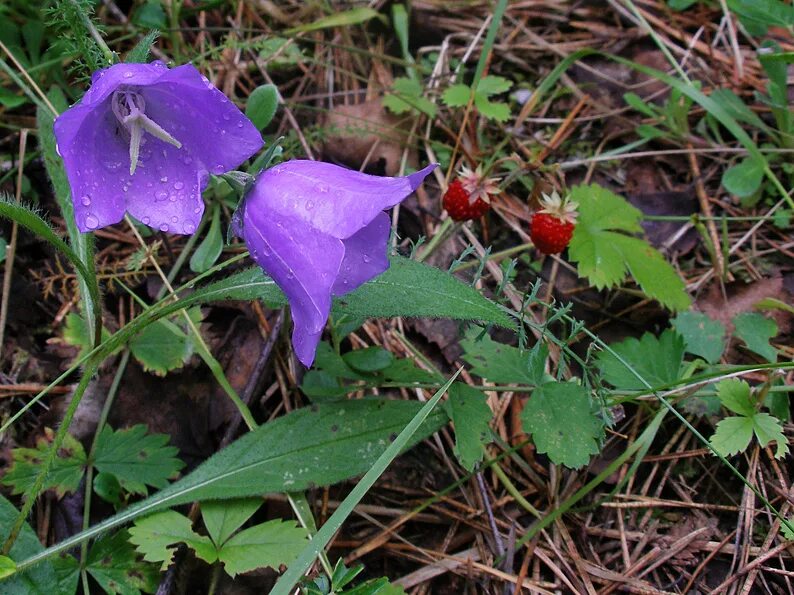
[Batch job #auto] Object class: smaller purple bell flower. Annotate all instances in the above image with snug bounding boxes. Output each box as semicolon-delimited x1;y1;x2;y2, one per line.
235;160;437;367
54;61;263;234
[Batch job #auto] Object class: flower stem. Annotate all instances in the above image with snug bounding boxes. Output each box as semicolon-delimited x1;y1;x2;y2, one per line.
68;0;114;65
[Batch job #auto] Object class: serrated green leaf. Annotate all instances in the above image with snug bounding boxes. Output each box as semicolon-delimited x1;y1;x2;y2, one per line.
597;329;685;391
717;379;755;417
710;416;754;456
86;530;159;595
671;311;727;363
217;519;307;577
461;329;547;385
129;318;193;376
751;412;789;458
444;383;493;471
383;77;436;117
568;184;690;310
246;84;279;131
520;382;602;468
0;495;59;593
332;257;514;329
63;313;111;359
733;313;778;362
722;157;764;198
128;511;215;570
442;84;471;108
343;347;394;373
477;75;512;96
473;94;511;122
1;431;86;497
94;425;184;495
189;206;223;273
201;499;262;547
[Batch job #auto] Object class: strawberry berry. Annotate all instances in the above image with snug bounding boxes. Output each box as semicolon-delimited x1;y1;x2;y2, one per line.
442;165;500;222
529;191;578;255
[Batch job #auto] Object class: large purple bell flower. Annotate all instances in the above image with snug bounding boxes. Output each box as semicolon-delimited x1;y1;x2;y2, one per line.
54;61;263;234
236;160;437;367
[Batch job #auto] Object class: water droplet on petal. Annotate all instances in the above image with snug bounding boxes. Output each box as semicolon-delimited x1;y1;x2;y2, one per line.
173;181;184;190
363;255;372;263
305;200;314;210
142;216;150;224
183;222;196;233
194;207;202;214
155;190;168;200
160;176;168;183
81;195;91;206
85;215;99;229
123;71;134;78
169;195;177;202
160;223;169;232
222;113;231;121
211;164;224;174
236;121;243;128
171;216;178;223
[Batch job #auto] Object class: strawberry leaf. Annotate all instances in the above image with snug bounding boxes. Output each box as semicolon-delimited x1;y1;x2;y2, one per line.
568;184;691;311
216;519;307;577
442;84;471;108
596;329;685;391
671;311;727;363
1;430;86;497
732;312;778;362
520;381;602;468
128;511;216;570
460;328;547;386
710;416;754;456
85;530;159;594
382;77;436;118
444;383;493;472
716;379;755;417
476;75;512;96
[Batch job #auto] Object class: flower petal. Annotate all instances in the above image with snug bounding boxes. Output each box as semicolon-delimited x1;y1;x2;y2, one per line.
332;212;390;296
255;161;437;239
123;140;207;235
82;61;170;107
243;206;344;367
55;103;128;232
142;65;263;174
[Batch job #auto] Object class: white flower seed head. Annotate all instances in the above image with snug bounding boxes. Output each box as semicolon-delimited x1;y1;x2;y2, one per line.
538;190;578;224
459;165;500;205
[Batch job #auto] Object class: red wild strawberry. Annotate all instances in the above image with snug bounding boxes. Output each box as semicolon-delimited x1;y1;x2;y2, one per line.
529;191;578;255
442;165;499;222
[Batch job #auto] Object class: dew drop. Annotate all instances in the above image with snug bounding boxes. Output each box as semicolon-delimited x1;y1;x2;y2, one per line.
85;215;99;229
142;216;150;224
173;181;184;190
222;113;231;121
236;121;243;128
160;176;168;183
183;222;196;234
316;183;329;193
123;71;134;78
171;216;178;223
363;254;372;263
155;190;168;200
211;164;224;174
169;194;177;202
160;223;169;232
81;195;91;206
194;207;202;214
305;200;314;211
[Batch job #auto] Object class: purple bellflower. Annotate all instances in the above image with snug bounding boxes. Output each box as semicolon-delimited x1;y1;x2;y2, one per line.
235;160;437;367
54;61;263;234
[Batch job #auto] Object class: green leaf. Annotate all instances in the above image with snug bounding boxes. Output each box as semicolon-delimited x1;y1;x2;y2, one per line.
190;206;223;273
708;89;767;130
717;379;755;417
782;518;794;541
442;84;471;108
245;84;279;131
86;531;159;595
343;347;394;373
1;431;86;497
710;415;754;456
473;93;511;122
727;0;794;34
132;1;167;29
0;88;26;109
333;257;514;329
128;511;215;570
129;318;194;376
668;0;698;10
520;382;602;468
671;311;727;363
722;157;764;198
217;519;307;577
623;92;658;117
94;425;184;495
201;499;262;547
732;312;778;362
0;495;59;593
596;329;685;391
382;77;436;118
460;329;547;385
285;7;382;34
477;75;512;96
444;383;493;471
63;313;112;359
568;184;690;310
751;412;789;458
93;472;123;506
125;30;160;64
0;557;16;580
